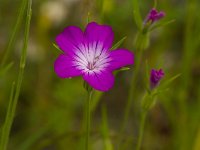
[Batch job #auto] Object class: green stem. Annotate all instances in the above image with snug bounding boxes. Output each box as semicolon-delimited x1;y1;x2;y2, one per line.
133;0;143;30
85;90;93;150
101;105;113;150
0;0;27;67
118;32;146;150
122;46;143;129
0;1;32;149
136;90;155;150
136;111;147;150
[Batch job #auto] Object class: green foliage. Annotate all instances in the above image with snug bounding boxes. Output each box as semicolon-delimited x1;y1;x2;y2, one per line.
0;0;199;150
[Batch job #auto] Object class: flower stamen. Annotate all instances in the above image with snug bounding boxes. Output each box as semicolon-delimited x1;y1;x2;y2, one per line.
87;56;100;70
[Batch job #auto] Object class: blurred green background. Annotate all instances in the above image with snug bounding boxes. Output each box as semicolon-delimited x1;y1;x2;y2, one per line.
0;0;200;150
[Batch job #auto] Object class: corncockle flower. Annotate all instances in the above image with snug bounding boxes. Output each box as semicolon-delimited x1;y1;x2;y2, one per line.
150;69;164;89
54;22;134;91
145;8;165;24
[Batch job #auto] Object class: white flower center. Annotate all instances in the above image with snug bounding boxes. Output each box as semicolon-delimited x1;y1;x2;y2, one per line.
73;42;111;73
86;56;100;70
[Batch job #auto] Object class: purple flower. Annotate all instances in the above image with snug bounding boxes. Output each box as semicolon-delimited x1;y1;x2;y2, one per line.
150;69;164;89
54;22;134;92
145;8;165;24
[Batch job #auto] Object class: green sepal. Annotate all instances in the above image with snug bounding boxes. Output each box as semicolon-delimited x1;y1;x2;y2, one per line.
141;89;158;111
52;43;62;52
114;67;130;75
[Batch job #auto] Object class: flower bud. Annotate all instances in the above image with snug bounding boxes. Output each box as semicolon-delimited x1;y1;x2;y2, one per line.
150;69;164;89
145;8;165;24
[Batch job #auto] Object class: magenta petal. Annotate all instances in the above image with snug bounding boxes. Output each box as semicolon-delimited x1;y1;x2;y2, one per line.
156;11;165;20
109;49;134;70
54;54;82;78
83;70;114;91
55;26;84;56
85;22;114;50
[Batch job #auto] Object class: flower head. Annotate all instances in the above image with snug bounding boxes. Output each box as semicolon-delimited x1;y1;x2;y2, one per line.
145;8;165;24
150;69;164;89
54;22;134;91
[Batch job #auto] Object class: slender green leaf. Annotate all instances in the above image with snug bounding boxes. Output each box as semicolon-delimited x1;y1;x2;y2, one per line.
149;74;181;100
158;73;181;91
163;74;181;86
118;67;130;71
149;19;175;31
110;36;127;50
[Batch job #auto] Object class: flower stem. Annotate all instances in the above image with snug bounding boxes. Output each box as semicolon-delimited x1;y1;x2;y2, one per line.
136;91;155;150
0;1;32;149
136;111;147;150
117;43;143;149
118;31;149;149
85;90;93;150
121;47;143;130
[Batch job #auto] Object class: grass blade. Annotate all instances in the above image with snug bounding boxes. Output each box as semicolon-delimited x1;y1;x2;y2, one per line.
0;0;27;67
0;0;32;149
